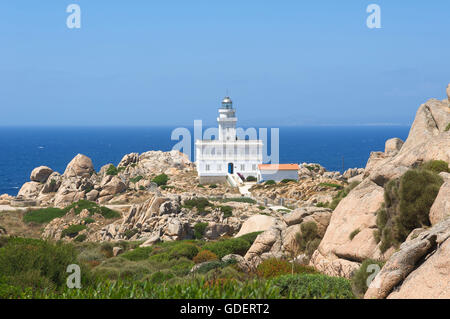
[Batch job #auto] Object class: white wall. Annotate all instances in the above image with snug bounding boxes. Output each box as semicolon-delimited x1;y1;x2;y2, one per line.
258;170;298;182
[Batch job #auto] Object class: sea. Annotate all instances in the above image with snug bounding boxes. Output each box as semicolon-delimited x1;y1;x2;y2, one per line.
0;126;410;196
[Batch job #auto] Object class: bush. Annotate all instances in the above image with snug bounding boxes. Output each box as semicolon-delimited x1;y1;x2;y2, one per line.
349;229;360;240
265;180;276;185
420;160;449;174
273;274;354;299
281;179;297;184
74;234;87;242
351;259;385;297
63;200;120;219
319;182;343;190
445;123;450;132
193;250;218;264
220;206;233;218
203;238;251;259
152;174;169;186
121;247;153;261
377;169;443;252
0;238;94;293
183;198;212;212
246;176;257;182
129;176;144;183
194;222;208;239
23;208;66;224
83;217;95;225
256;258;317;278
168;243;199;260
124;229;139;240
209;184;218;189
147;270;174;284
106;164;119;176
328;181;360;210
61;224;87;238
221;197;256;204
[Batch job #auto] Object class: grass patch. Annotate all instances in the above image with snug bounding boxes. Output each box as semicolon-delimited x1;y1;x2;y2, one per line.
319;182;344;190
129;176;144;183
23;208;66;224
221;197;256;204
349;229;360;240
152;174;169;186
61;224;87;238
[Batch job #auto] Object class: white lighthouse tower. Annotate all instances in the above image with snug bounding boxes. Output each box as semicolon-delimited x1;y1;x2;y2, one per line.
195;96;263;184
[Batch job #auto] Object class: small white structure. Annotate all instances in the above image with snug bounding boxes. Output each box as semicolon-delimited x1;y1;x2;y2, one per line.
257;164;299;183
195;96;263;184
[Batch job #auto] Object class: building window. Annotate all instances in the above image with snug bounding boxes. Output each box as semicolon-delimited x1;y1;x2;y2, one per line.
252;164;257;171
205;164;210;171
217;164;222;171
240;164;245;171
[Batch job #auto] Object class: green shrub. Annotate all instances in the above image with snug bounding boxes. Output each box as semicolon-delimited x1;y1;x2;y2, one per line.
209;184;218;189
246;176;257;182
183;198;212;212
203;238;250;259
168;243;199;260
258;205;266;210
256;258;317;278
420;160;449;174
351;259;385;297
316;202;329;208
0;238;95;293
139;185;145;191
281;179;297;184
319;182;344;190
328;181;360;210
74;234;87;242
237;231;262;245
445;123;450;132
221;197;256;204
193;250;218;264
121;247;153;261
106;164;119;176
194;222;208;239
147;270;174;284
220;206;233;218
129;176;144;183
349;229;360;240
273;274;354;299
124;229;139;240
61;224;87;238
152;174;169;186
63;200;120;219
265;180;276;185
83;217;95;225
23;208;66;224
377;169;443;252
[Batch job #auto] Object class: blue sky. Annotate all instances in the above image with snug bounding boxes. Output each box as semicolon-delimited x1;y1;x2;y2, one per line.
0;0;449;126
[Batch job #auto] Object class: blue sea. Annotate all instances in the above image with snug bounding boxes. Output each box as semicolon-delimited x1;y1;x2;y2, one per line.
0;126;410;196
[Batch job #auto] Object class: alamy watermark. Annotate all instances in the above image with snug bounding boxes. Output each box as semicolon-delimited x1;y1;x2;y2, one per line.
66;4;81;29
366;4;381;29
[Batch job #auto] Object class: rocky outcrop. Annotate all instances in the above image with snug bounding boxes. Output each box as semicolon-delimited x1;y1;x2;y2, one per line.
310;179;387;278
365;218;450;299
64;154;94;178
311;85;450;278
244;207;332;268
429;172;450;225
235;215;279;237
30;166;54;183
18;182;43;199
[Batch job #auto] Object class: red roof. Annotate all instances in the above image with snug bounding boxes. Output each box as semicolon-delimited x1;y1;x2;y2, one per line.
258;164;299;171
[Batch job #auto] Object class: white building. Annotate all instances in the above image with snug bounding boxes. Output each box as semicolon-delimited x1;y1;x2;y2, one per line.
257;164;299;183
195;96;263;184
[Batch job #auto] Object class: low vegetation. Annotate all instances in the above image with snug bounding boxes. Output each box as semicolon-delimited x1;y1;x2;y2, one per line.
23;200;120;225
151;174;169;186
319;182;344;190
256;258;317;278
351;259;385;298
375;164;444;252
319;181;360;210
445;123;450;132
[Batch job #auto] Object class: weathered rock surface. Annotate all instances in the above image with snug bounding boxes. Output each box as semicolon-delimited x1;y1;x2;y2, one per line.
64;154;94;178
429;172;450;225
365;218;450;299
235;215;279;237
30;166;54;183
384;138;404;156
244;207;332;268
18;182;43;199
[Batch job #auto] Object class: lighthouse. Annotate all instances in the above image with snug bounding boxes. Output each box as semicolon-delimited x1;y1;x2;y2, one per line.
195;96;263;184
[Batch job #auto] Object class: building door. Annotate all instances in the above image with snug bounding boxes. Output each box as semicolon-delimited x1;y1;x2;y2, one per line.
228;163;234;174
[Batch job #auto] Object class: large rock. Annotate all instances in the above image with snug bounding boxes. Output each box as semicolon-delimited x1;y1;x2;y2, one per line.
365;218;450;299
64;154;94;178
429;172;450;225
99;176;127;197
18;182;43;199
235;215;279;237
313;179;385;266
40;172;62;194
384;138;404;156
30;166;54;183
118;153;139;167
